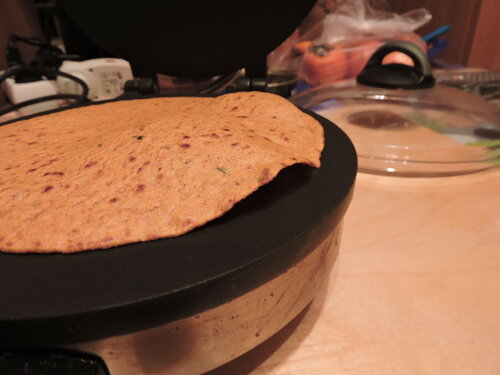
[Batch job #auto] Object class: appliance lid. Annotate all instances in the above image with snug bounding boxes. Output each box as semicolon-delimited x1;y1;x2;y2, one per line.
55;0;316;78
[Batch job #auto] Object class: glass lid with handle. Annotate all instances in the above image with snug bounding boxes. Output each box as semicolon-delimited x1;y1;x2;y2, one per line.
292;41;500;177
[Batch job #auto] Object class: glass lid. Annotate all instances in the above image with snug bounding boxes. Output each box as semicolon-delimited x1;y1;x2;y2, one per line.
292;42;500;177
293;83;500;176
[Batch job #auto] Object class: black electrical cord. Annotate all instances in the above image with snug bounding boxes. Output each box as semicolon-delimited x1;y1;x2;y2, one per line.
50;69;89;100
0;66;89;123
8;35;62;53
0;65;23;82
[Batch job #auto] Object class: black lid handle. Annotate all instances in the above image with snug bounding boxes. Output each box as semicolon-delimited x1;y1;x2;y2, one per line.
357;40;435;90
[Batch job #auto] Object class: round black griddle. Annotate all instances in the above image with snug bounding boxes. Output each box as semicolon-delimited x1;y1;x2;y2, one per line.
0;101;356;346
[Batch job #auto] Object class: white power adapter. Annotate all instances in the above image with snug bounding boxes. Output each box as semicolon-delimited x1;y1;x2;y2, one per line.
1;76;59;116
1;58;133;117
57;58;133;101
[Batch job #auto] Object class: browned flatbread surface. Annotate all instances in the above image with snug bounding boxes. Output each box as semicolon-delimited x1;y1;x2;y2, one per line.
0;92;324;253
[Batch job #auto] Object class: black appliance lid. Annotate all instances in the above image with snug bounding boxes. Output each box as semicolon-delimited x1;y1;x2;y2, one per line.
0;98;356;346
56;0;316;77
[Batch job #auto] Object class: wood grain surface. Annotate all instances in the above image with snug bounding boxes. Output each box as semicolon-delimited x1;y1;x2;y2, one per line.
387;0;482;66
208;169;500;375
468;0;500;70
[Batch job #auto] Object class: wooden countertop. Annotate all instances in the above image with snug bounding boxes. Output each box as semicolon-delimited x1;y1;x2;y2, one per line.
209;168;500;375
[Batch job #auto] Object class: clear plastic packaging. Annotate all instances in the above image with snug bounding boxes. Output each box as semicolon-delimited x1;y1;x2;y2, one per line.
268;0;431;86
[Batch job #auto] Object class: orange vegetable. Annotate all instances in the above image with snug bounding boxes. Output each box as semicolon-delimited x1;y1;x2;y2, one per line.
293;41;313;55
301;44;348;86
346;39;382;78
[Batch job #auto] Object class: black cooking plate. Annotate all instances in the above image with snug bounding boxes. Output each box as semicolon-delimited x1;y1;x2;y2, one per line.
0;97;356;346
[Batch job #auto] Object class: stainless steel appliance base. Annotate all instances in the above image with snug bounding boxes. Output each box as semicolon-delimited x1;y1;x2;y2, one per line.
66;224;342;375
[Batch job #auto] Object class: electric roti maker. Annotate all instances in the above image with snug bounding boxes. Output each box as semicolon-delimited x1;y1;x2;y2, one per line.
0;1;357;374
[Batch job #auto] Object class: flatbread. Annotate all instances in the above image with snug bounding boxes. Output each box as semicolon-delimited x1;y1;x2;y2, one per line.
0;92;324;253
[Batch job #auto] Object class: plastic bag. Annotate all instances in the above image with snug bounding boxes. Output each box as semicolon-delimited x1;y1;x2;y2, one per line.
317;0;431;44
268;0;431;87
